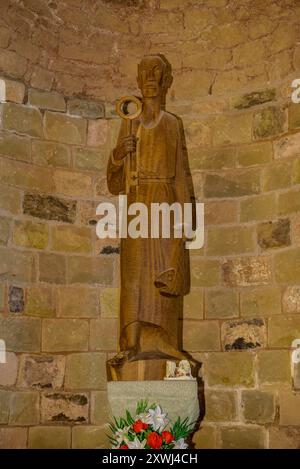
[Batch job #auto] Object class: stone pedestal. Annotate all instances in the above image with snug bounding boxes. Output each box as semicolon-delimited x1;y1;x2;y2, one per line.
107;380;200;425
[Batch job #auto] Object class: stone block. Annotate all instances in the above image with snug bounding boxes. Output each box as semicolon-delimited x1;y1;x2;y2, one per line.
262;162;291;191
23;193;76;223
253;106;287;139
87;119;108;147
91;391;112;425
183;320;220;352
241;390;275;423
0;317;41;352
0;50;27;78
278;188;300;215
183;288;203;320
90;318;118;351
274;132;300;159
0;428;27;449
289;102;300;130
51;225;92;253
0;158;54;193
240;193;277;222
0;78;25;103
293;158;300;185
100;287;119;318
39;252;66;284
0;184;21;214
28;89;66;111
193;425;217;449
9;391;39;425
0;247;35;283
0;102;43;137
41;392;89;423
28;426;71;449
212;113;252;146
32;140;70;168
13;219;48;249
0;352;18;386
205;390;236;422
231;89;276;110
0;390;11;424
222;257;272;287
19;354;65;389
65;352;106;390
220;426;265;449
205;289;239;319
206;351;254;387
257;219;290;250
282;286;300;313
44;111;87;145
274;248;300;284
204;200;238;225
67;98;105;118
257;350;291;385
0;216;10;245
42;319;89;352
240;287;282;317
73;147;107;171
269;427;300;449
57;285;99;318
30;67;54;90
0;132;31;161
269;315;300;347
8;285;24;313
53;169;92;197
67;255;114;285
207;225;256;256
25;285;55;317
279;391;300;425
204;170;260;198
190;258;220;287
72;425;109;449
222;318;266;351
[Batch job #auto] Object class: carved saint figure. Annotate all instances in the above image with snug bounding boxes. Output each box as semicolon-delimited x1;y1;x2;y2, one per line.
107;54;197;380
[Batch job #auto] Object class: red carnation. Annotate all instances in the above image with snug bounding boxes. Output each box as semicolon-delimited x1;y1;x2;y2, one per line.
133;420;144;433
162;431;174;444
142;422;149;430
147;432;163;449
120;445;129;449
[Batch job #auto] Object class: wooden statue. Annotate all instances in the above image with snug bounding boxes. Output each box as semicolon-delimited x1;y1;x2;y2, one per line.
106;54;199;381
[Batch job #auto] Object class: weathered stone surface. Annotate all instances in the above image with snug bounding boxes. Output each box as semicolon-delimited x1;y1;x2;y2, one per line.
57;285;98;318
0;247;35;283
282;286;300;313
72;425;109;449
240;193;277;222
292;213;300;245
204;170;260;198
25;285;55;317
19;354;65;389
28;426;71;449
193;425;217;449
222;318;266;351
13;219;48;249
0;78;25;103
183;320;220;352
0;102;43;137
257;219;290;250
0;132;31;161
90;318;118;351
205;289;238;319
0;352;18;386
190;258;220;287
220;426;265;449
23;193;76;223
172;69;213;101
87;119;108;147
51;225;92;253
67;98;105;118
30;67;54;90
183;288;203;320
44;111;87;145
0;317;41;352
0;216;10;245
274;248;300;284
241;287;281;317
237;142;273;168
289;103;300;130
0;184;21;214
54;169;92;197
0;158;54;192
205;390;236;422
274;132;300;159
8;285;24;313
212;113;252;146
91;391;111;425
269;427;300;449
67;256;114;285
293;158;300;185
32;140;70;167
42;319;89;352
206;352;254;387
39;252;66;284
0;50;27;78
0;390;11;423
0;283;4;310
204;200;238;225
278;188;300;215
269;315;300;348
222;257;272;287
257;350;291;385
231;89;276;109
262;161;291;191
100;287;119;318
65;352;106;390
41;392;89;423
28;89;66;111
279;391;300;425
0;428;27;449
9;391;39;425
242;390;275;423
73;147;106;171
253;106;286;139
207;225;255;256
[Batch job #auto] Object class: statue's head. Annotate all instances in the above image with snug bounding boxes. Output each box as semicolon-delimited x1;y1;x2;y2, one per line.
137;54;173;106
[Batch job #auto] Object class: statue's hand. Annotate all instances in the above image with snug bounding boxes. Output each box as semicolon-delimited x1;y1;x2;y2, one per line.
114;135;137;161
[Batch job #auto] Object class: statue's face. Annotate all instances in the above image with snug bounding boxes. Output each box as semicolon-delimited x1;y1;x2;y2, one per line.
137;57;165;98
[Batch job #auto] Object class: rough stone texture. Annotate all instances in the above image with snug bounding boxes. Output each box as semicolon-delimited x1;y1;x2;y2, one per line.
41;392;89;423
240;287;282;317
193;425;217;449
207;225;255;256
231;89;276;110
237;142;272;167
282;286;300;313
0;78;25;103
13;219;49;249
51;224;92;253
39;252;67;284
28;89;66;111
57;285;99;318
274;132;300;160
8;285;24;313
9;391;39;425
253;106;286;139
100;288;119;318
32;140;70;167
269;427;300;449
183;288;203;319
262;161;291;191
0;428;27;449
269;316;300;348
190;258;220;287
274;249;300;284
72;425;109;449
25;285;55;317
91;391;112;426
28;426;71;449
0;352;18;386
67;98;105;118
241;390;275;424
87;119;108;146
206;352;254;387
44;111;87;145
42;319;89;352
65;353;106;390
204;170;260;198
19;354;65;389
205;390;236;422
1;102;43;138
257;219;291;250
183;320;220;352
23;193;76;223
90;318;118;351
0;317;41;352
220;426;265;449
222;318;266;351
222;257;272;287
0;132;31;161
279;392;300;426
67;256;114;285
0;247;35;283
257;350;291;385
240;193;277;222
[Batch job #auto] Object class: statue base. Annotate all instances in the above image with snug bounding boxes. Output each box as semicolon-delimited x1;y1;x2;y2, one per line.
107;380;200;426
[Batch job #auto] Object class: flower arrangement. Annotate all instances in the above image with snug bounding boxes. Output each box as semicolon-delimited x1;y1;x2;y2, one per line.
108;400;194;449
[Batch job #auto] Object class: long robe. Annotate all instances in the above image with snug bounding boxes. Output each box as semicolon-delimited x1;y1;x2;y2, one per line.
107;110;193;350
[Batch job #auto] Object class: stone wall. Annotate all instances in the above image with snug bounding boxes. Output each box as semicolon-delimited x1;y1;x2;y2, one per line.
1;0;300;449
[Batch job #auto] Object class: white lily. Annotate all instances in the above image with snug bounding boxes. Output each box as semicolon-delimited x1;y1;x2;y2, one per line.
173;438;188;449
115;425;130;444
127;437;147;449
146;405;168;431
